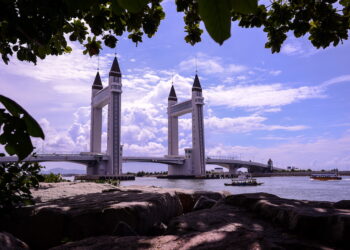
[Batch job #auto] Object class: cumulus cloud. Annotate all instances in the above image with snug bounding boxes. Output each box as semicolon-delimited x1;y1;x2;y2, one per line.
281;42;304;55
205;115;308;133
178;53;247;75
207;132;350;170
205;83;325;109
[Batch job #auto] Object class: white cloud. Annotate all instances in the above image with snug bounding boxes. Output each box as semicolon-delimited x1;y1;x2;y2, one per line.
322;74;350;87
281;42;304;55
205;83;324;109
269;70;282;76
178;53;247;75
207;133;350;170
205;115;308;133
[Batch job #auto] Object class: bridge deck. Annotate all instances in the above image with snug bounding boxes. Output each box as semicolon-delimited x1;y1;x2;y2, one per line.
0;154;279;170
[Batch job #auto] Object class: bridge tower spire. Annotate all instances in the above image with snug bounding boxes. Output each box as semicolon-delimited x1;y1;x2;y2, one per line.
168;84;179;158
107;56;123;175
90;72;103;154
191;74;205;176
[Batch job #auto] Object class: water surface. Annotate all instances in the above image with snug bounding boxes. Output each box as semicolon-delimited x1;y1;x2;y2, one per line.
120;176;350;202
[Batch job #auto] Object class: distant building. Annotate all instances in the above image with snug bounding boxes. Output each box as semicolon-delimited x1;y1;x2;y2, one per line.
287;166;299;171
213;167;224;173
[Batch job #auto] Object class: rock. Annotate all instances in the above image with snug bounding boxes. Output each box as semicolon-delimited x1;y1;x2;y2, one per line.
52;203;329;249
192;191;226;202
192;196;217;211
334;200;350;209
113;221;138;236
0;232;29;249
147;222;167;236
224;192;350;247
175;192;195;213
2;183;183;249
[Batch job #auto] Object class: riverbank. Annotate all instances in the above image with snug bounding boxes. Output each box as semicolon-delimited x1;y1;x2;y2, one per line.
1;182;349;249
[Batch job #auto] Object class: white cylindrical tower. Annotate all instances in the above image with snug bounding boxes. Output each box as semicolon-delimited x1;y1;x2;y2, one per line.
191;74;205;176
107;57;122;175
167;85;179;175
167;85;179;156
90;72;103;154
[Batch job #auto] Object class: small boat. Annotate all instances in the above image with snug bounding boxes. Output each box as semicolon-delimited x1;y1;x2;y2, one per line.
310;169;342;181
225;173;263;186
310;173;342;181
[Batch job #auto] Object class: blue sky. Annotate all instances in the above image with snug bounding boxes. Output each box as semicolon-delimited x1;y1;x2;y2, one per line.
1;1;350;171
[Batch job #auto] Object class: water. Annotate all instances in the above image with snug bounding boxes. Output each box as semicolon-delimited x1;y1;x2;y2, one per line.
119;176;350;202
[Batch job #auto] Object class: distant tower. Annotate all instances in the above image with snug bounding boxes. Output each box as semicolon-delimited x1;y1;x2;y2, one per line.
107;57;123;175
267;158;273;172
191;74;205;176
90;72;103;153
168;85;178;156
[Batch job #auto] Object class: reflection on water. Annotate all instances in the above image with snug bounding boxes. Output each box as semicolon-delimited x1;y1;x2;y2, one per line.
120;176;350;202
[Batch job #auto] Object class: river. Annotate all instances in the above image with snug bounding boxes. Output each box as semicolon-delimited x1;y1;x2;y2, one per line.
118;176;350;202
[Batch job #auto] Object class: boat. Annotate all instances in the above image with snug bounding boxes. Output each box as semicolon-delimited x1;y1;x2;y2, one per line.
224;173;263;186
310;169;342;181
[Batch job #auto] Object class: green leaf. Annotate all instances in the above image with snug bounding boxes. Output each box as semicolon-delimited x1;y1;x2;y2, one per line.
230;0;257;15
0;95;45;139
117;0;148;13
111;0;123;15
198;0;231;45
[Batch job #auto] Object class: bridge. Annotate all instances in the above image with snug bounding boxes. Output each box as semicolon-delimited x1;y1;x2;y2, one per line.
0;57;280;176
0;154;276;173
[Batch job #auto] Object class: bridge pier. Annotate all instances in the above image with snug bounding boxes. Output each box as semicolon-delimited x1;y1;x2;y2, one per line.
87;160;108;175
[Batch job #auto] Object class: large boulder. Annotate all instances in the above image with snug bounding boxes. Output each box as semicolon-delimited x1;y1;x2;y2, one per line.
192;196;217;211
225;192;350;247
334;200;350;209
52;202;329;249
0;232;29;249
1;184;183;249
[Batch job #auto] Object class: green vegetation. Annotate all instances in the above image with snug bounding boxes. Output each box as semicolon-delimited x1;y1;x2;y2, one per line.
0;95;44;160
0;0;349;64
132;171;167;177
42;173;67;183
0;160;43;212
87;179;120;186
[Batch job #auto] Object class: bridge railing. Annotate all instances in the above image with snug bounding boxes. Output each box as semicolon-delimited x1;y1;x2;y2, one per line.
206;156;238;161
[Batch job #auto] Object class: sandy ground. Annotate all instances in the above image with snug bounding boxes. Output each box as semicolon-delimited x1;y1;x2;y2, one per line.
31;182;116;203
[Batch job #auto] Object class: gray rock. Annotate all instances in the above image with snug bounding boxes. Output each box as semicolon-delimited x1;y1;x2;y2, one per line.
224;192;350;247
193;196;217;211
0;232;29;249
334;200;350;209
1;184;183;249
147;222;167;236
113;221;138;236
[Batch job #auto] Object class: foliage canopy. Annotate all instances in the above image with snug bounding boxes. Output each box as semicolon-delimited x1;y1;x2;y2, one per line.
0;0;349;64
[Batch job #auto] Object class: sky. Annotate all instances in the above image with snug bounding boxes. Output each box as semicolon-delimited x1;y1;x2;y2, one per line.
1;1;350;172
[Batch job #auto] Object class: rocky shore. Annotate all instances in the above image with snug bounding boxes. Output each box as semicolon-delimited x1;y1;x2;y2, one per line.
1;182;349;249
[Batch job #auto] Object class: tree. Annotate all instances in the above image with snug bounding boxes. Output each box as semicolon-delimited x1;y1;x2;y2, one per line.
0;0;348;65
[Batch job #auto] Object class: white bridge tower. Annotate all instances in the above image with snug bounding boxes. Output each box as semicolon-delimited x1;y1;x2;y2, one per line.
89;57;123;175
167;75;206;177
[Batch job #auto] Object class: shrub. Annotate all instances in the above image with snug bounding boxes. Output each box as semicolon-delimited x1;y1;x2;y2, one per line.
91;179;120;186
0;161;43;212
42;173;66;183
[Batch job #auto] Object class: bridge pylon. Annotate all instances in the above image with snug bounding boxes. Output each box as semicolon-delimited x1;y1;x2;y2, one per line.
167;74;206;177
89;57;123;175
